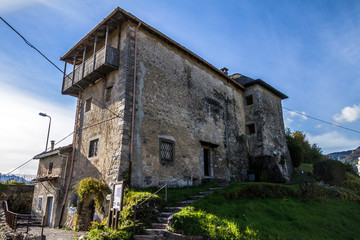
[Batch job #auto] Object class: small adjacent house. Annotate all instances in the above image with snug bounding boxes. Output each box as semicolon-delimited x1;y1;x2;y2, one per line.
32;7;292;228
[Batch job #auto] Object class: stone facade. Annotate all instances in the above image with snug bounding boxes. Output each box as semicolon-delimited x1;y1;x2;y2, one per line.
32;7;292;228
31;145;72;227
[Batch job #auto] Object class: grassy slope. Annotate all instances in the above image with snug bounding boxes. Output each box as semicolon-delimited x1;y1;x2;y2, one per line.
171;182;360;240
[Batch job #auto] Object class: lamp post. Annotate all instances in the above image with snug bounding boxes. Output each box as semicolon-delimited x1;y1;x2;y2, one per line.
39;112;51;151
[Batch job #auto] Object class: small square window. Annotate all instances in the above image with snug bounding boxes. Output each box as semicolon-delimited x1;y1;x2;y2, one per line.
37;197;42;211
105;86;113;102
89;139;99;158
159;139;175;165
245;95;253;106
48;162;53;174
246;123;256;135
85;98;92;112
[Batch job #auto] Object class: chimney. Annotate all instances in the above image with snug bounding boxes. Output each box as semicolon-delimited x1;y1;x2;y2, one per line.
50;140;55;151
220;67;228;76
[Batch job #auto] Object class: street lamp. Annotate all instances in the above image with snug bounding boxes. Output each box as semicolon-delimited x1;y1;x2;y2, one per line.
39;112;51;151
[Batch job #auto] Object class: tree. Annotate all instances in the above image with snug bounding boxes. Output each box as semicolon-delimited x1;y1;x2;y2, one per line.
285;128;325;165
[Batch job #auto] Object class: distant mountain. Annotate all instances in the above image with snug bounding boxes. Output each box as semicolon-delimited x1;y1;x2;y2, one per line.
342;147;360;165
0;174;32;184
327;150;354;161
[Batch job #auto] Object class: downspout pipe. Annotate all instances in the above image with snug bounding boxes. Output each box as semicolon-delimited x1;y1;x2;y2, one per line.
58;91;82;226
128;22;142;187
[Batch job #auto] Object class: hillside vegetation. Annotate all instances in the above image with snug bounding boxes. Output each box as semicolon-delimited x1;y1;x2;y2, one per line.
171;179;360;240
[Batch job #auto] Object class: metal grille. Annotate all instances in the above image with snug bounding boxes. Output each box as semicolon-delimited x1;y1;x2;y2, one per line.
160;141;173;161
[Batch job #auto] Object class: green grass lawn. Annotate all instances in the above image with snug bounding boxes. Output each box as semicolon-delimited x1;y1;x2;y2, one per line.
171;182;360;240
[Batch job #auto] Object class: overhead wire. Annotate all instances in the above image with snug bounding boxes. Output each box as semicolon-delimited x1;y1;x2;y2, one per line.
283;107;360;134
0;16;122;118
1;16;124;174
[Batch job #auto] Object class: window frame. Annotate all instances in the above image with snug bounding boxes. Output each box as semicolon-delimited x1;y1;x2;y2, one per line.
88;138;99;158
105;86;113;103
245;95;254;106
48;162;53;175
159;138;175;165
246;123;256;135
36;196;43;211
85;97;92;112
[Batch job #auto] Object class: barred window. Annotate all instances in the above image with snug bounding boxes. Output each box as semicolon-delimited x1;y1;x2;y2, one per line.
89;139;99;158
159;139;175;164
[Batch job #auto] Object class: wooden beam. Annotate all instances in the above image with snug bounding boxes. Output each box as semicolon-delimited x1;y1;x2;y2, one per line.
82;44;87;79
93;33;98;71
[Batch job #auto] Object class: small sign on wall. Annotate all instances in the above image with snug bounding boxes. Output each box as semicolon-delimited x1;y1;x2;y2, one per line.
111;181;124;210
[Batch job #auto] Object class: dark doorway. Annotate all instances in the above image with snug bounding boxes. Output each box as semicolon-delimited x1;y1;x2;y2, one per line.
45;196;53;227
203;148;210;176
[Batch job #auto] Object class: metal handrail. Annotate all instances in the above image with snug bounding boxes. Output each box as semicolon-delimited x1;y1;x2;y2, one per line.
133;177;191;233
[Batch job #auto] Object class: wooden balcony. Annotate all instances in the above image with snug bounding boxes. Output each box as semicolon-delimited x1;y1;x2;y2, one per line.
62;45;120;96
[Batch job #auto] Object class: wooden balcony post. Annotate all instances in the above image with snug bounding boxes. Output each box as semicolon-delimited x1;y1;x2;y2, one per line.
72;54;77;85
62;62;67;92
82;44;87;79
117;24;121;50
93;33;97;71
104;24;109;63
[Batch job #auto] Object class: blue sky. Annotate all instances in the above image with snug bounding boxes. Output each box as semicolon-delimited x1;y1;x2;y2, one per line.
1;0;359;174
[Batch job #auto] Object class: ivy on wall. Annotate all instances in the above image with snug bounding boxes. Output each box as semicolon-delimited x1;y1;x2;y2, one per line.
74;177;110;215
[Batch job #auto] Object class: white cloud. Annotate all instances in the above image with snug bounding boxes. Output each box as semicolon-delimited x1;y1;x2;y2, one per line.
333;104;360;123
308;131;360;154
0;0;44;12
0;82;75;174
289;111;308;120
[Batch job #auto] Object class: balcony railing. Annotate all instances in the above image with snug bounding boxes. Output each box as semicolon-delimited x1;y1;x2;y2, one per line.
62;45;120;96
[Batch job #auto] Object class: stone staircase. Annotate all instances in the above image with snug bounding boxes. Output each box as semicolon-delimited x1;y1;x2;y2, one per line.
133;182;229;240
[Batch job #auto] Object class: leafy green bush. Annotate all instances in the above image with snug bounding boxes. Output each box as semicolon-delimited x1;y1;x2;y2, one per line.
313;160;346;186
343;173;360;193
171;206;259;240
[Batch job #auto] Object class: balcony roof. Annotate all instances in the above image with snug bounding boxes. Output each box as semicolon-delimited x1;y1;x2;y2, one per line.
60;7;245;91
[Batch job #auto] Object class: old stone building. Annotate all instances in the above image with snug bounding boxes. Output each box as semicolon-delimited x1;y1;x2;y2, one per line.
32;7;292;228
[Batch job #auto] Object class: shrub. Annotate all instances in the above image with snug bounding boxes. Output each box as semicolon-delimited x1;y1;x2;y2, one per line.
223;183;298;199
313;160;346;186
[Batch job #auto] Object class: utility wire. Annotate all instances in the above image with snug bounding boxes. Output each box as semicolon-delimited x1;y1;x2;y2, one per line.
283;107;360;134
0;16;121;118
6;116;119;174
0;16;63;73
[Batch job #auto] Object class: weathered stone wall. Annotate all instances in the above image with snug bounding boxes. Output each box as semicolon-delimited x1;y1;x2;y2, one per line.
31;151;70;227
244;85;292;182
130;25;249;187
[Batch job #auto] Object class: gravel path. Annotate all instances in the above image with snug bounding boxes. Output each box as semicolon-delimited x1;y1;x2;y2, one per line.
25;226;87;240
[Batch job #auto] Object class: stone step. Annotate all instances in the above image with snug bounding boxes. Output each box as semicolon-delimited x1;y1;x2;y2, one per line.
143;229;165;236
209;187;224;191
165;206;184;212
199;191;213;195
151;223;167;229
188;195;204;200
157;216;168;223
133;235;156;240
178;199;196;206
159;212;173;217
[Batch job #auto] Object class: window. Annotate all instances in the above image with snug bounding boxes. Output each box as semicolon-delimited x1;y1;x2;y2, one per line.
246;123;256;135
37;197;43;211
245;95;253;106
48;162;53;174
105;86;113;102
89;139;99;158
159;139;175;164
85;98;92;112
